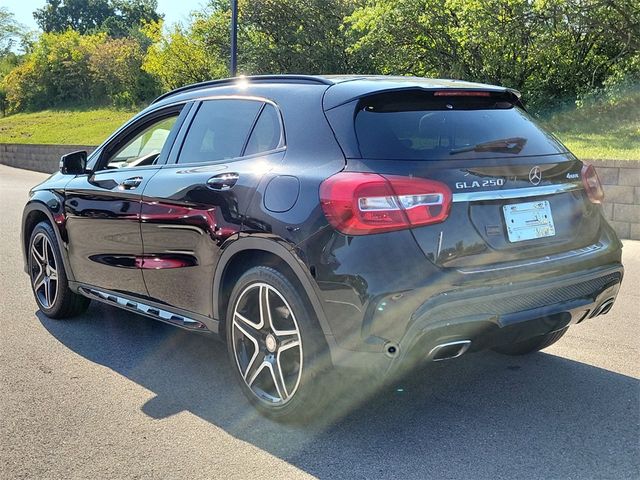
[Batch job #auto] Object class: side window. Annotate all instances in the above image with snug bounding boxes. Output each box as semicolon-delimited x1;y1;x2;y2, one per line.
244;104;282;156
106;115;179;169
178;99;262;164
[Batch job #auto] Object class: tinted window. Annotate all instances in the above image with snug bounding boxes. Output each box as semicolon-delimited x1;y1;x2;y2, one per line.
107;115;178;169
355;91;567;160
178;100;261;164
244;104;282;156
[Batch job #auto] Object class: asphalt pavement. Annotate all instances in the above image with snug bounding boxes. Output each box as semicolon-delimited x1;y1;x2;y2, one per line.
1;164;638;479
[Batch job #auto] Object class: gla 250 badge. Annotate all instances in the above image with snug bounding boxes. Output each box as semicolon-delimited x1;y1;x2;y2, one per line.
455;178;505;189
456;165;548;189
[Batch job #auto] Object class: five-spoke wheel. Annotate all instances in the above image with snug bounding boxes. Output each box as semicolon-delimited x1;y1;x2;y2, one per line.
231;282;303;405
28;221;90;319
226;266;328;420
30;231;59;309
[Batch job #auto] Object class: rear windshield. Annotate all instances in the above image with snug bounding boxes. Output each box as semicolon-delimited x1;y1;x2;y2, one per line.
354;90;567;160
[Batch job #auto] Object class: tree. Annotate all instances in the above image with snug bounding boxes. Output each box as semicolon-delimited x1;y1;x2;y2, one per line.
238;0;366;74
345;0;640;112
4;30;105;111
0;7;26;55
143;0;369;90
90;36;158;106
33;0;162;37
142;19;229;90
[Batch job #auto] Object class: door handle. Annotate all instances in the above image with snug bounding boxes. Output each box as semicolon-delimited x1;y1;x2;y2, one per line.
207;173;239;190
118;176;143;190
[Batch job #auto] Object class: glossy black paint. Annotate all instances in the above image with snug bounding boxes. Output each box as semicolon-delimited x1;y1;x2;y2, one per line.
22;75;624;372
139;151;280;316
64;167;160;296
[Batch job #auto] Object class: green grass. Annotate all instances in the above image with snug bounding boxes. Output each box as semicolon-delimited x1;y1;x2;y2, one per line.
0;108;137;146
0;98;638;160
552;129;640;161
541;90;640;161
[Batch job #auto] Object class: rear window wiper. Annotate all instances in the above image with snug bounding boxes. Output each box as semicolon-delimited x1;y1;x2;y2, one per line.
449;137;527;155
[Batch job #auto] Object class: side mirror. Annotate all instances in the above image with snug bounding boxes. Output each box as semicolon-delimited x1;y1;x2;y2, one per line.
60;150;87;175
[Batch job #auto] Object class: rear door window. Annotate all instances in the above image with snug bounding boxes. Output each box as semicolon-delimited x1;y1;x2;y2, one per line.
178;99;262;164
355;90;567;160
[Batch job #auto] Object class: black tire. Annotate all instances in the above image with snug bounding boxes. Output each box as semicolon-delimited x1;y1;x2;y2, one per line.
28;221;90;319
225;266;330;421
492;327;569;356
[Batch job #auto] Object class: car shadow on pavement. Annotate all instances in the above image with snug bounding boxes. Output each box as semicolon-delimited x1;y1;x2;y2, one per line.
37;303;639;479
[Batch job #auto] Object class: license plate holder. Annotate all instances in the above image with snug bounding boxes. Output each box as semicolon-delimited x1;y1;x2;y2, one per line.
503;200;556;243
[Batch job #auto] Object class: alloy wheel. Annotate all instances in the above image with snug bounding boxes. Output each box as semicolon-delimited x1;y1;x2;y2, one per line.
231;282;303;406
30;232;58;309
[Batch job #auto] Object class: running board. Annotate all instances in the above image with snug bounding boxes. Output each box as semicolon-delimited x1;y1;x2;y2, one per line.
78;286;212;332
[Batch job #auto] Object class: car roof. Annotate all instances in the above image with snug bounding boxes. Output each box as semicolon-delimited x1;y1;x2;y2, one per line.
152;74;521;110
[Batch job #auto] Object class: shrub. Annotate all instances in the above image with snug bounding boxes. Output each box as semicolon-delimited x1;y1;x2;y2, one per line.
2;29;159;112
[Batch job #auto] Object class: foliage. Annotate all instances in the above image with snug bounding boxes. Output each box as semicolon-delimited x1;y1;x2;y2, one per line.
0;6;26;55
238;0;365;74
34;0;162;37
345;0;640;113
3;31;103;112
2;30;158;112
143;0;366;89
89;36;158;107
0;51;21;116
140;0;639;114
142;18;229;90
1;0;639;123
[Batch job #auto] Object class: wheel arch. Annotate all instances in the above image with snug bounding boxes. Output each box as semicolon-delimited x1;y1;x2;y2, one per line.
213;235;331;340
22;195;74;282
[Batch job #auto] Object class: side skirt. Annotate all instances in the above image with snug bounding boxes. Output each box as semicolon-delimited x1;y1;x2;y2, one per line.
72;282;219;335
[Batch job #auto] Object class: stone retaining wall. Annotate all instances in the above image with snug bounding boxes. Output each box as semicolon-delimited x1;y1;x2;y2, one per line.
0;143;96;174
0;143;638;239
590;160;640;240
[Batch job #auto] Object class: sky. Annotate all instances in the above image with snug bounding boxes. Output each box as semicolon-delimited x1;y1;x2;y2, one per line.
2;0;208;31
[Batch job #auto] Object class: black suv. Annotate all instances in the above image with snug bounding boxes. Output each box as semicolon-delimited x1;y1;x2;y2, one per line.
22;75;623;419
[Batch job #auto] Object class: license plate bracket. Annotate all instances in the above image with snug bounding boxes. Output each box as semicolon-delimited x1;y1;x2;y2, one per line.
503;200;556;243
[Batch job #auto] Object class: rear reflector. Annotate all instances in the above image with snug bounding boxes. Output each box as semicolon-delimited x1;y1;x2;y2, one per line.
320;172;452;235
434;90;492;97
581;164;604;204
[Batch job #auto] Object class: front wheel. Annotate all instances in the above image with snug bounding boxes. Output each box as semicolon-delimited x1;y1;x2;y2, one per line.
28;222;90;319
225;266;329;421
492;327;568;356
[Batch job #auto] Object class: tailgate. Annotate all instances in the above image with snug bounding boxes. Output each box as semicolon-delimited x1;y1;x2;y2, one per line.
346;154;602;268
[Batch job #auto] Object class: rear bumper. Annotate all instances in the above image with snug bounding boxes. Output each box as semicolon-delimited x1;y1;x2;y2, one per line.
389;263;622;369
329;263;623;372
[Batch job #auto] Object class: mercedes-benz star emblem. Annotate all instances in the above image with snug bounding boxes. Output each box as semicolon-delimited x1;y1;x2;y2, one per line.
529;166;542;185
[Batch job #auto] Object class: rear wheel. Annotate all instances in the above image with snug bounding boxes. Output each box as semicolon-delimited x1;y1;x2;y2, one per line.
493;327;568;355
225;266;329;421
28;222;90;319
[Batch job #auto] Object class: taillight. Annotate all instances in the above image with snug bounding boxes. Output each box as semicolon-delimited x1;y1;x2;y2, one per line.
319;172;452;235
581;164;604;204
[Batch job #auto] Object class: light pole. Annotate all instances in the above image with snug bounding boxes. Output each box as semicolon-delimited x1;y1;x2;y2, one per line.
230;0;238;77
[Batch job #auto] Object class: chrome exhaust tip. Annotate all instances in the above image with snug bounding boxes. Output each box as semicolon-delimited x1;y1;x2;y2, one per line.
428;340;471;362
596;298;615;316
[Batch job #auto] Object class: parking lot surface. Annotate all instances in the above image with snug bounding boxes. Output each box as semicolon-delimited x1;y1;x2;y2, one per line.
1;164;638;479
